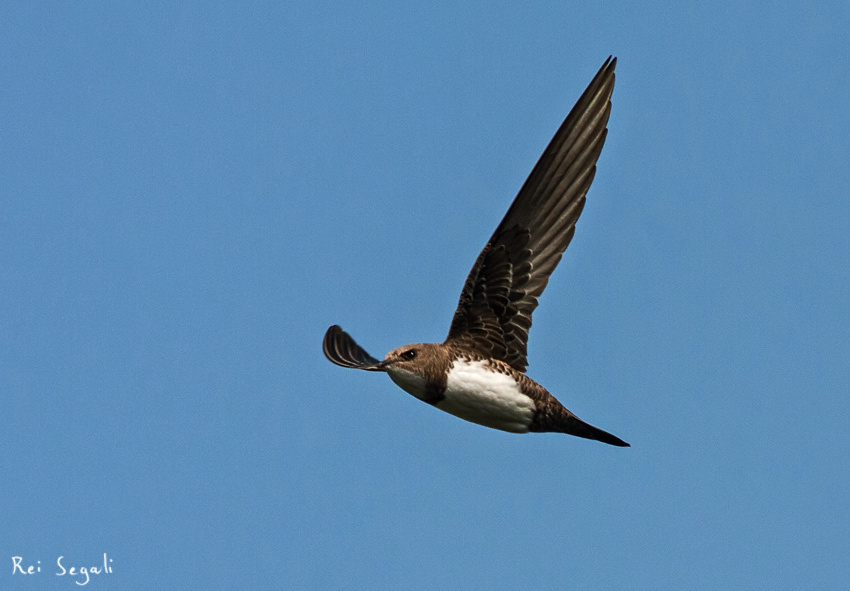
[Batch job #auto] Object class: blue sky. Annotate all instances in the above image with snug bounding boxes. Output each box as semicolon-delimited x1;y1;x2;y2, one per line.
2;2;848;589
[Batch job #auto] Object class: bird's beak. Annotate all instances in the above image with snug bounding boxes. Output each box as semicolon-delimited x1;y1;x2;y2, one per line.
365;359;392;372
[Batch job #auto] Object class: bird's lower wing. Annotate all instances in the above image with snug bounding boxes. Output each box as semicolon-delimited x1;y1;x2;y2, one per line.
323;325;383;370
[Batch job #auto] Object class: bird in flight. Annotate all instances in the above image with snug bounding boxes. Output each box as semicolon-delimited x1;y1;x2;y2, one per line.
323;57;628;447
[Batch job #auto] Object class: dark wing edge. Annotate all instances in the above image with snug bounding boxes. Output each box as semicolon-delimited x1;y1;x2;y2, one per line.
322;325;383;370
446;57;617;372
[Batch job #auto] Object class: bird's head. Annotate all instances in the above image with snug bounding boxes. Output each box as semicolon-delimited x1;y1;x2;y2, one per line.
378;343;448;398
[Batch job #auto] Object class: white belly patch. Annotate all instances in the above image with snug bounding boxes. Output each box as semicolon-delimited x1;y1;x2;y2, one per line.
439;359;536;433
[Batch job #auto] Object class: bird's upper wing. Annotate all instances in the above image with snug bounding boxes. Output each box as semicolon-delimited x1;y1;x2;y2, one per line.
323;325;383;371
445;57;616;373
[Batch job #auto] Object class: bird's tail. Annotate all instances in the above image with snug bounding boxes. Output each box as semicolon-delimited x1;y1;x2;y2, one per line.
553;413;630;447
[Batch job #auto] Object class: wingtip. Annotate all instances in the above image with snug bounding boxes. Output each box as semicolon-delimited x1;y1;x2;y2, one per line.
322;324;341;347
322;324;382;370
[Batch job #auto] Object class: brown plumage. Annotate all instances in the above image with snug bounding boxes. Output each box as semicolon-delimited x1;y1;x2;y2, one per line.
323;58;628;447
446;57;614;372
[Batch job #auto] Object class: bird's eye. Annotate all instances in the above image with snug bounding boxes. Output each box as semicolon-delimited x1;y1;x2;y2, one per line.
401;350;417;360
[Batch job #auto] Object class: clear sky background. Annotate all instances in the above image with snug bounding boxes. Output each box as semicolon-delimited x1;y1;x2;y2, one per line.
2;2;848;589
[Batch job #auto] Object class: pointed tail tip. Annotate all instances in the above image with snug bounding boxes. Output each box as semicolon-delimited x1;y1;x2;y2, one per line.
575;417;630;448
596;431;630;447
578;420;630;447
